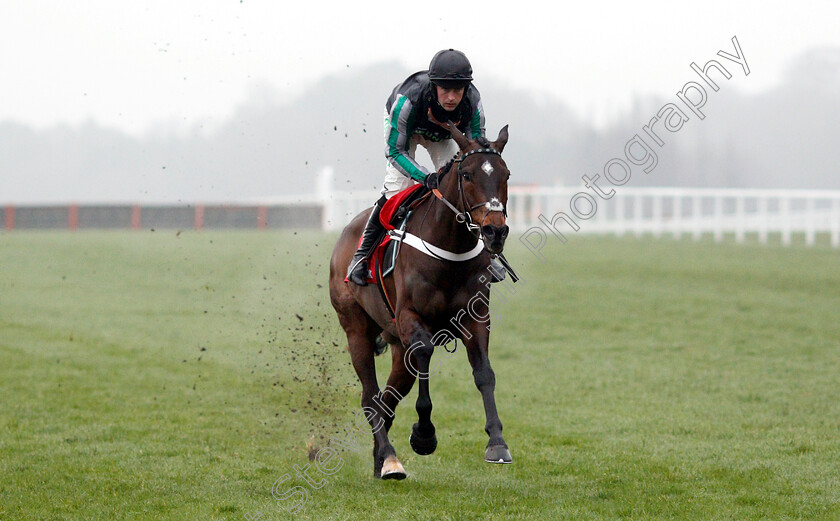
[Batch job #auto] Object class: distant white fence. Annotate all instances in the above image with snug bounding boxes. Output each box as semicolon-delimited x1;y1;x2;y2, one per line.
323;184;840;248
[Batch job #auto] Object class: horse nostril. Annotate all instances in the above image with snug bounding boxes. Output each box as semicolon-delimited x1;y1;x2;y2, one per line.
482;225;509;242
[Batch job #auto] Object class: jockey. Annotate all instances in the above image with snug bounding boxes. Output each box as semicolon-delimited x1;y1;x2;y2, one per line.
347;49;505;286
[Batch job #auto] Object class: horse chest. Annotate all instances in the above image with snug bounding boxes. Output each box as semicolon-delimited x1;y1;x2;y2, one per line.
402;275;481;319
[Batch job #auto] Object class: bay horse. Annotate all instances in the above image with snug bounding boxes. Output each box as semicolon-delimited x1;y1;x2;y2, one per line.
328;123;512;479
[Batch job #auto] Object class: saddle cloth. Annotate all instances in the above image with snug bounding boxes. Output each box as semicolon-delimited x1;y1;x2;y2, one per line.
360;184;426;285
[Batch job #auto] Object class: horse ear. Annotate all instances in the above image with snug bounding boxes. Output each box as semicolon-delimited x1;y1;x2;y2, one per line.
447;121;471;151
494;125;509;153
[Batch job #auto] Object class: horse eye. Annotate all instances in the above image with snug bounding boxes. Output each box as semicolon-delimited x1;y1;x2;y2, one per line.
462;171;472;182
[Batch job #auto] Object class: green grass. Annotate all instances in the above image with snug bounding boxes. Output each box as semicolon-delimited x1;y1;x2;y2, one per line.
1;230;838;520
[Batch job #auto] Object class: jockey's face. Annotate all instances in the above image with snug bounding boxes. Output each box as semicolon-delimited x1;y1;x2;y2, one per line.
435;85;465;112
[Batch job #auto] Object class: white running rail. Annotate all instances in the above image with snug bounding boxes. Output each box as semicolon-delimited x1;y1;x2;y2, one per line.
322;183;840;248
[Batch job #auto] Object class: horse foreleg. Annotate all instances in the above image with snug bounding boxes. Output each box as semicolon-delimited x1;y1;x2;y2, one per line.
376;342;417;435
464;322;512;464
397;309;438;456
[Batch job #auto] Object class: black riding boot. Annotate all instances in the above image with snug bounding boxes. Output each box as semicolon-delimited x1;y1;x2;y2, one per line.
347;196;387;286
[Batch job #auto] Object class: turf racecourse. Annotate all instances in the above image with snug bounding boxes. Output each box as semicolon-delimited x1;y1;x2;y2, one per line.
1;230;838;521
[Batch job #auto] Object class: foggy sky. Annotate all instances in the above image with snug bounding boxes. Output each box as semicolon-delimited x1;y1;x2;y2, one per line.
1;47;839;204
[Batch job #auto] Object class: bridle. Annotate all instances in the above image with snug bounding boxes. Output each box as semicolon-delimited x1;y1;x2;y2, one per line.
430;146;507;240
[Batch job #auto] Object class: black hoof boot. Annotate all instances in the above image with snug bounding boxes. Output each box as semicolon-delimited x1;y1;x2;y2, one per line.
484;444;512;464
410;423;437;455
374;334;389;356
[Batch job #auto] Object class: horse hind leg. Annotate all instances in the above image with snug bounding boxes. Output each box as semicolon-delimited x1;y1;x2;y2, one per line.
344;333;399;478
337;309;407;479
330;218;405;477
380;455;406;480
373;379;407;480
375;342;418;477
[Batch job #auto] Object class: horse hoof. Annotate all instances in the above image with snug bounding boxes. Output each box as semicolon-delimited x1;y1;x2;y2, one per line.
484;444;512;464
409;423;437;455
380;455;407;480
373;335;389;356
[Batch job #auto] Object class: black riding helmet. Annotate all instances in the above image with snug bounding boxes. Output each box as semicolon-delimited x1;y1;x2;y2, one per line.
428;49;473;90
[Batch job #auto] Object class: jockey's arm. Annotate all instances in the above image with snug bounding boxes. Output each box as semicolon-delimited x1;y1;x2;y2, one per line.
385;95;431;183
467;98;486;140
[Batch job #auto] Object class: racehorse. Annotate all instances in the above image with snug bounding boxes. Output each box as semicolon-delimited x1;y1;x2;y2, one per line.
328;123;512;479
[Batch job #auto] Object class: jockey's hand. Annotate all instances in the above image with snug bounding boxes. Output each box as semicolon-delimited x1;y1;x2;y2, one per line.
424;171;440;190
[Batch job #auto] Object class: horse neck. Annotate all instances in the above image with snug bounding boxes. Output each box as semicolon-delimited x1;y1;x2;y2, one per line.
417;167;479;254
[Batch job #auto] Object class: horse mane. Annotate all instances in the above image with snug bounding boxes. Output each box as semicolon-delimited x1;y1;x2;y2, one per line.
440;155;458;173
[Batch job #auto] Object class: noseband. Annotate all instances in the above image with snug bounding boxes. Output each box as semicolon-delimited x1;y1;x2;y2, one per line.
431;147;507;239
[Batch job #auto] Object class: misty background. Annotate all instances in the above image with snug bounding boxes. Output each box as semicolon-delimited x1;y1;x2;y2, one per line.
2;47;839;204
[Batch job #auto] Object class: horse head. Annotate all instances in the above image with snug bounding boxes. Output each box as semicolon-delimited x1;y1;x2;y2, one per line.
444;122;510;254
